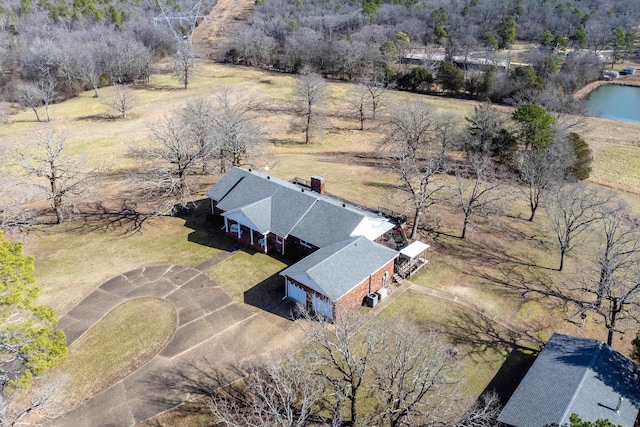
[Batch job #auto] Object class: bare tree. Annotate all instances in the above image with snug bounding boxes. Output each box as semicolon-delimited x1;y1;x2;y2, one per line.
174;41;196;90
210;90;264;173
381;101;438;159
371;325;461;427
295;73;328;144
19;131;95;224
209;354;323;427
345;84;370;131
592;209;640;308
545;184;613;271
102;84;136;119
454;391;502;427
381;101;450;239
517;135;574;222
454;153;502;239
181;97;216;172
299;309;375;425
133;114;209;215
364;77;387;121
35;71;59;122
581;209;640;345
209;310;496;427
1;380;61;427
16;83;42;122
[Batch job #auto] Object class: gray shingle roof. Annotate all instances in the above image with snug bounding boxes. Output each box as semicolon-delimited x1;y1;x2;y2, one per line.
289;200;366;248
279;236;398;301
207;167;392;246
498;333;640;427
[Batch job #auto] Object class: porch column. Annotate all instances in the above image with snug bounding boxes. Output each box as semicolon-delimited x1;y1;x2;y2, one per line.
263;233;268;253
250;228;254;245
224;217;228;232
210;199;214;215
282;238;285;255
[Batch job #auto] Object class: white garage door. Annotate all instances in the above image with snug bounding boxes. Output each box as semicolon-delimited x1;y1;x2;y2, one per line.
312;295;333;320
287;281;306;304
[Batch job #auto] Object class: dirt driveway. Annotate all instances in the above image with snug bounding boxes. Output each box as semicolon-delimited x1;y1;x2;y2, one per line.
191;0;254;60
54;257;304;426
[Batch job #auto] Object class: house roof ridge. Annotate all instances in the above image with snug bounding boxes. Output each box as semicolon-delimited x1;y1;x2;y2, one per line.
558;337;605;424
307;236;363;273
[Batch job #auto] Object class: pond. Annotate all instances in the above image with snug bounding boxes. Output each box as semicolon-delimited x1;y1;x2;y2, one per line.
585;84;640;123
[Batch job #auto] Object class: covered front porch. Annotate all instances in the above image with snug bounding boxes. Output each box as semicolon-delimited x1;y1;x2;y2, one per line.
224;217;269;253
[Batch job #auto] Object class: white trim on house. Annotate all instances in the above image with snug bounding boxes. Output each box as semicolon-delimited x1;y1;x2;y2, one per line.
300;239;312;249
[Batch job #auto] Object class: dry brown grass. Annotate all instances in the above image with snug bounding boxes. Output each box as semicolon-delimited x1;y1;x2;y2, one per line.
2;61;640;424
55;297;176;410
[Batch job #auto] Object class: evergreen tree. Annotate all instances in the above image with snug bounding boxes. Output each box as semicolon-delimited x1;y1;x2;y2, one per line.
569;132;593;180
0;232;67;390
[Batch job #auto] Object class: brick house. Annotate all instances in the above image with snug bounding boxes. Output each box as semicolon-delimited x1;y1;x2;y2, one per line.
206;167;399;319
280;236;397;319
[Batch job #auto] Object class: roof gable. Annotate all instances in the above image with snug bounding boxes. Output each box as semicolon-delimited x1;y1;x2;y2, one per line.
223;198;272;234
498;334;640;427
269;188;317;238
280;236;398;301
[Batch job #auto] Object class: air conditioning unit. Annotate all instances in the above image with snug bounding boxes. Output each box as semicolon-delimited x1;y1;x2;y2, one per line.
365;293;379;307
377;288;388;300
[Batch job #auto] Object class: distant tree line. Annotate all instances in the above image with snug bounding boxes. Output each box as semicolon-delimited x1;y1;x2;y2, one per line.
225;0;638;110
0;0;209;111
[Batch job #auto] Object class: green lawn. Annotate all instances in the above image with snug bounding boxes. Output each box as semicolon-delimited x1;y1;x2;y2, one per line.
205;250;287;303
58;297;176;410
30;215;224;315
381;290;514;397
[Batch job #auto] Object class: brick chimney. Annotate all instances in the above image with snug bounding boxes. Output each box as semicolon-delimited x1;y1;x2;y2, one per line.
310;176;325;194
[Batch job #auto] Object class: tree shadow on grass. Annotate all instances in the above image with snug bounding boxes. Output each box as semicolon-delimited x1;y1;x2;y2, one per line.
467;262;569;311
145;356;246;416
64;200;151;235
444;308;543;358
180;199;239;252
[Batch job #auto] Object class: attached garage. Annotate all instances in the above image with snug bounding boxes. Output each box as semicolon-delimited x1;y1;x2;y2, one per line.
312;295;333;319
280;236;398;320
286;280;307;304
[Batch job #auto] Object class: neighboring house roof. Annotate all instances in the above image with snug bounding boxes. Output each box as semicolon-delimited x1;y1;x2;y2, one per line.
279;236;398;302
207;167;394;245
498;333;640;427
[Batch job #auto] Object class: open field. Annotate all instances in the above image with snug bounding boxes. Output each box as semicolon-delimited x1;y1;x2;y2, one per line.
1;61;640;425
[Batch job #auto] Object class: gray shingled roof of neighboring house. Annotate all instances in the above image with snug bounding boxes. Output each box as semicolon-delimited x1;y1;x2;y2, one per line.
498;333;640;427
279;236;398;302
206;167;392;246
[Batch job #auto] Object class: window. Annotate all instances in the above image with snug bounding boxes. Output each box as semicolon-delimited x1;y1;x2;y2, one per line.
230;224;240;233
382;271;389;287
275;236;283;244
300;239;312;248
258;238;266;247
